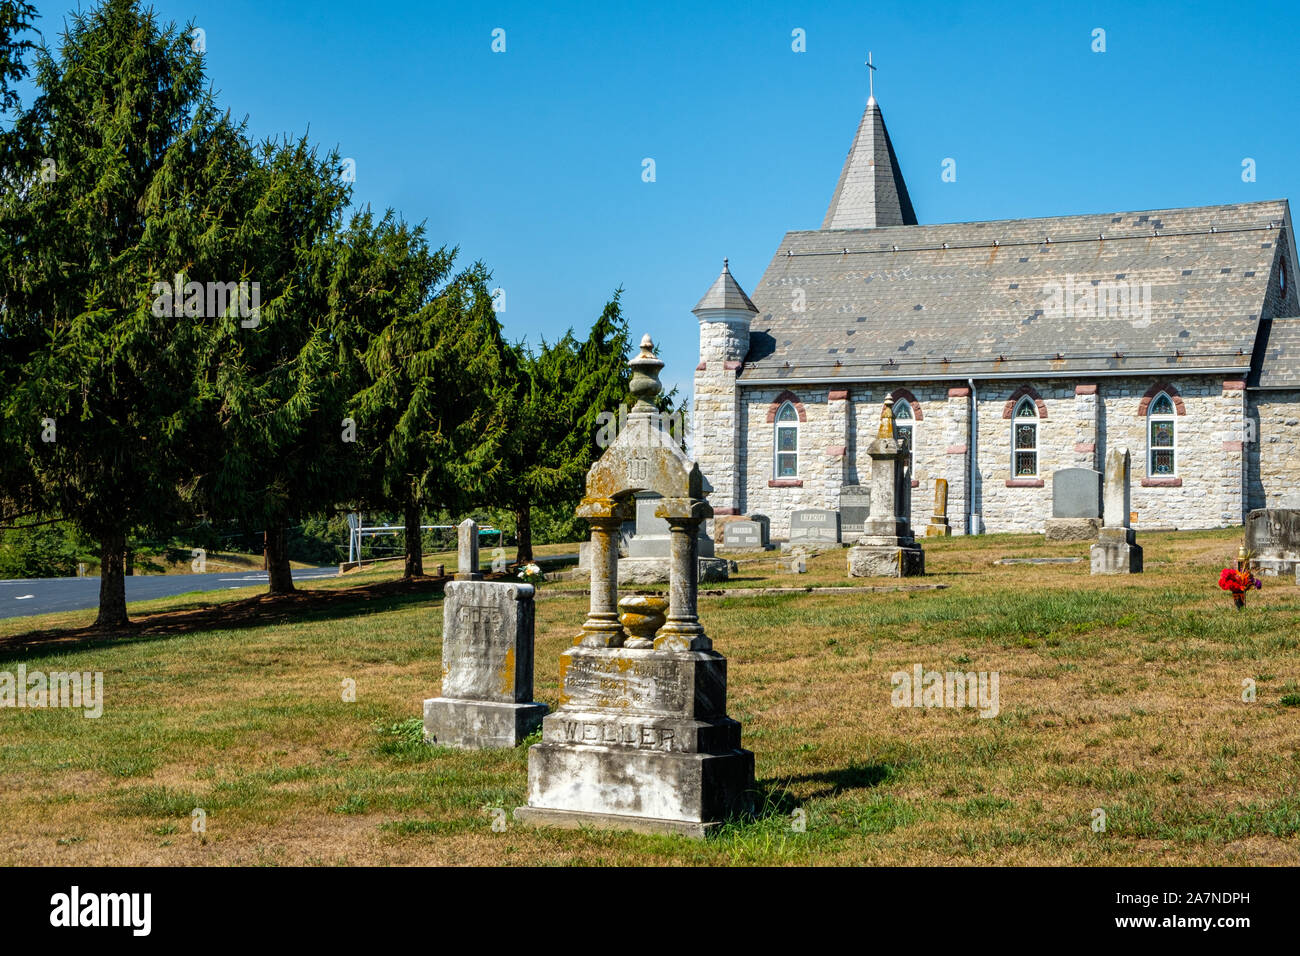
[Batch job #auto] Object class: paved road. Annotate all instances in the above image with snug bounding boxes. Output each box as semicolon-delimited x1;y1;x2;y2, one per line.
0;568;339;620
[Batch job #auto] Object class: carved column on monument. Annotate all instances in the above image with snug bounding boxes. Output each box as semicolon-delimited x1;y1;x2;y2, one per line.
655;500;713;652
576;496;628;647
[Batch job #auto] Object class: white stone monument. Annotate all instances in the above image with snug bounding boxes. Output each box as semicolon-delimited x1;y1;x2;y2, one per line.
847;406;925;577
514;335;754;838
1090;447;1143;574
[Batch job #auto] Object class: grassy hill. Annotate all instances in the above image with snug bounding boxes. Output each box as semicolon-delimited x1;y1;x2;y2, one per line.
0;527;1297;865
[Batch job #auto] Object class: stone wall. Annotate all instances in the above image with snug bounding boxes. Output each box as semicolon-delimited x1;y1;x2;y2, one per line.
724;373;1250;539
1248;389;1300;510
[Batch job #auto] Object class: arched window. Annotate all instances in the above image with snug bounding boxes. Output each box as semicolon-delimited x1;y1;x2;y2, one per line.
1012;397;1038;477
893;399;915;472
774;402;799;477
1147;392;1177;476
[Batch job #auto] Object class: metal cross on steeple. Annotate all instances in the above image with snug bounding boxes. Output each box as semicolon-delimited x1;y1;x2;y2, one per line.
865;51;876;99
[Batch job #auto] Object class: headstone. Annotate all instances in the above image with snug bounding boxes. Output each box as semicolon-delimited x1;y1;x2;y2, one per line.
515;334;754;838
839;485;872;536
778;548;808;574
1090;448;1142;574
423;580;547;748
787;508;840;547
925;478;952;537
847;406;925;577
1045;467;1103;542
722;519;767;550
1245;509;1300;576
1053;468;1103;518
455;518;482;581
621;491;722;581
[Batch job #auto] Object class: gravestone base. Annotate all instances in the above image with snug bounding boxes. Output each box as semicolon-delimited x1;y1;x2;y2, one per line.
1090;528;1143;574
781;539;843;551
1256;558;1300;577
1045;517;1102;543
423;698;547;750
517;646;755;837
513;806;728;839
925;516;952;537
847;544;925;577
618;556;731;585
517;741;754;839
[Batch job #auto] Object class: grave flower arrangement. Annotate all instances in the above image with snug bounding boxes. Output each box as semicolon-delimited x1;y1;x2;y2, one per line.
516;563;545;585
1218;567;1261;609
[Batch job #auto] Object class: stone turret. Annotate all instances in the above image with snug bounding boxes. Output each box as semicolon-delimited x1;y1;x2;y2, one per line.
693;259;757;519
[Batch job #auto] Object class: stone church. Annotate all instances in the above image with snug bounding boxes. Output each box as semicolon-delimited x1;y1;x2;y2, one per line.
693;91;1300;537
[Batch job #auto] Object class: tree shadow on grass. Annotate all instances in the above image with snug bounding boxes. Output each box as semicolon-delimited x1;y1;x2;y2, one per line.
0;574;458;662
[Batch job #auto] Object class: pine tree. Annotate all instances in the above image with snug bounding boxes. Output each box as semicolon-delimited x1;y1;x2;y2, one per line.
0;1;37;116
0;0;255;625
492;292;636;562
347;213;504;577
187;136;352;594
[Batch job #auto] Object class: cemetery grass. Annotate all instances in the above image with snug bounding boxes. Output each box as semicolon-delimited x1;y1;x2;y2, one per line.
1;528;1298;865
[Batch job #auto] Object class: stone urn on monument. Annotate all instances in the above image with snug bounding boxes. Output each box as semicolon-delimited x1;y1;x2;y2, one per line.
514;335;755;838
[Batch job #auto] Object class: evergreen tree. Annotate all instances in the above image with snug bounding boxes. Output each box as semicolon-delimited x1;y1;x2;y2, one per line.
491;292;636;562
0;0;254;625
188;136;352;594
0;1;37;116
347;213;504;577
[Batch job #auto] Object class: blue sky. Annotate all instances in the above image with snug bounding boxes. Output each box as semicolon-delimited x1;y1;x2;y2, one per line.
26;0;1300;400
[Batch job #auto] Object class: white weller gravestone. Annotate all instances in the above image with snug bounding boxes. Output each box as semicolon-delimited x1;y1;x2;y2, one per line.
847;406;925;577
721;518;768;550
1090;448;1143;574
514;335;754;838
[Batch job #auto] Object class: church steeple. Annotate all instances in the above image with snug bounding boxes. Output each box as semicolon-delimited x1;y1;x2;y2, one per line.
821;94;918;230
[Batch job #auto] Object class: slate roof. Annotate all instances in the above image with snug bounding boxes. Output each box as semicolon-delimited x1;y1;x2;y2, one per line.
693;258;758;313
741;200;1293;382
822;97;917;230
1251;317;1300;388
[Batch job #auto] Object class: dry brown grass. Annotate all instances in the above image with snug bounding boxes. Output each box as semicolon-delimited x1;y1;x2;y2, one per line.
1;527;1297;865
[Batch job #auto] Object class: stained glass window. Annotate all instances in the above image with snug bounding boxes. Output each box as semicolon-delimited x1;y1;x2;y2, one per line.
1148;392;1176;476
775;402;798;477
893;400;915;473
1012;397;1038;477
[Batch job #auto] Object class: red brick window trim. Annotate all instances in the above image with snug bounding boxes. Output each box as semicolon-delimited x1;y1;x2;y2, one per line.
765;390;807;423
882;388;924;421
1001;385;1048;419
1136;382;1186;416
